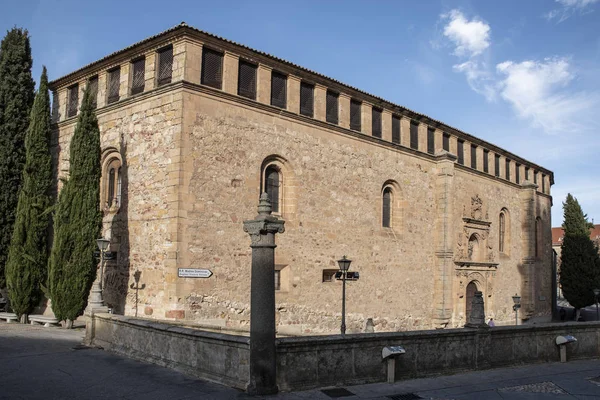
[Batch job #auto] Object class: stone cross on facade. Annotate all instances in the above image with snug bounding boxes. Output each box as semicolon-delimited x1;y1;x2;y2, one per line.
243;193;285;395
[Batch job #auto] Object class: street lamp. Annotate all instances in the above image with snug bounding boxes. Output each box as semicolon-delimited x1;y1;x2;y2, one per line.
512;294;521;326
594;288;600;321
337;256;352;336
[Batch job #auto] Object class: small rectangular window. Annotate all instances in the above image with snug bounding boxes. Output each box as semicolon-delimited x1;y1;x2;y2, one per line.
471;144;477;169
516;164;521;184
107;67;120;104
270;71;287;109
326;90;338;124
88;76;98;109
274;270;281;291
157;46;173;86
372;108;382;138
525;167;530;181
542;174;546;193
457;139;464;165
201;48;223;89
427;128;435;155
410;121;419;150
322;270;337;283
131;57;145;95
505;159;511;180
300;82;314;117
495;155;500;177
392;115;400;144
67;84;79;117
443;133;450;151
483;150;489;173
350;99;361;131
237;60;257;100
534;170;538;184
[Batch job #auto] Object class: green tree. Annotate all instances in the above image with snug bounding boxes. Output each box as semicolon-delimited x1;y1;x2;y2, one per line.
0;28;35;288
560;193;600;319
48;86;102;324
5;67;53;319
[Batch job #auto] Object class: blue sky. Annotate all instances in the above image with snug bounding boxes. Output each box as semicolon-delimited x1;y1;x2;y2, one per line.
3;0;599;226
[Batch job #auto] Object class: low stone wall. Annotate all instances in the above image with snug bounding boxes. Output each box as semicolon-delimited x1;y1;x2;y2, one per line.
276;322;600;391
89;313;250;389
89;314;600;392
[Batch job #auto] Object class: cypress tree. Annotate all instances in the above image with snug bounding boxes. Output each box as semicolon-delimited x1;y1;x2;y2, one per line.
560;193;600;317
48;86;102;323
5;67;53;319
0;28;35;288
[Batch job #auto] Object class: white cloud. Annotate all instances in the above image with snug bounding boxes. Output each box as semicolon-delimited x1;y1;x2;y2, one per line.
453;60;497;101
442;10;491;58
544;0;599;22
496;58;598;133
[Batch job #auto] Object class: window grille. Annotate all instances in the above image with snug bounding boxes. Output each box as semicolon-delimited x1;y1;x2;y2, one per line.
410;121;419;150
326;90;338;124
382;188;391;228
505;159;510;180
457;139;464;165
516;164;521;184
271;71;287;108
483;150;489;173
107;67;120;104
274;270;281;291
265;166;280;213
108;168;116;207
495;155;500;177
87;77;98;109
392;115;400;144
67;84;78;118
131;58;145;95
372;108;382;138
300;82;314;117
350;99;361;131
238;60;257;100
201;48;223;89
443;133;450;151
499;213;505;252
471;144;477;169
427;128;435;155
157;46;173;86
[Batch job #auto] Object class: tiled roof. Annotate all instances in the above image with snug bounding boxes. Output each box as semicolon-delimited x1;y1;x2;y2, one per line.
48;22;554;179
552;224;600;246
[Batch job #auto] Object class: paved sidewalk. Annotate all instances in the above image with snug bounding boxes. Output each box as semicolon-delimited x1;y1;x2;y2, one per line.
2;322;600;399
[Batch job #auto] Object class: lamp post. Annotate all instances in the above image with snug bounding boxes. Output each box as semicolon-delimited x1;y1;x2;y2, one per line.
337;256;352;335
594;288;600;321
512;294;521;326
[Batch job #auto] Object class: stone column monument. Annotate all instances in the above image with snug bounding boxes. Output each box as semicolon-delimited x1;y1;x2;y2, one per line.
243;193;285;395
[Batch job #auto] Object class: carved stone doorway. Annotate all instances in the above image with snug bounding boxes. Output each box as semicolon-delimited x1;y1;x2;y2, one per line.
465;281;477;321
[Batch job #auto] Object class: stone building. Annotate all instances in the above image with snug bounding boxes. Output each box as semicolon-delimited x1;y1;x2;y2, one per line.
48;23;554;334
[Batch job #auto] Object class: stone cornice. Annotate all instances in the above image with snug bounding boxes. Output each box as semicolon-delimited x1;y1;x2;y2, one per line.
47;24;554;183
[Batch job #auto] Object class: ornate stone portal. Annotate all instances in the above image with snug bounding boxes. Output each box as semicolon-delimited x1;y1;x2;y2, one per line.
454;195;498;326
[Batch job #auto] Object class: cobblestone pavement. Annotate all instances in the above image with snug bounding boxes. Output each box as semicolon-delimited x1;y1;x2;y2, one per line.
2;322;600;399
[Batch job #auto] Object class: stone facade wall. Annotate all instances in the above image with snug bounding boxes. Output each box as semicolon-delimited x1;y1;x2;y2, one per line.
49;26;555;334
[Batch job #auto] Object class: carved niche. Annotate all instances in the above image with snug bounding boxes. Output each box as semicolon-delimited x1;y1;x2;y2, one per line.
455;194;498;269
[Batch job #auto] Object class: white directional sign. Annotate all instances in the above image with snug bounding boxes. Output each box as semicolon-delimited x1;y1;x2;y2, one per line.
178;268;213;278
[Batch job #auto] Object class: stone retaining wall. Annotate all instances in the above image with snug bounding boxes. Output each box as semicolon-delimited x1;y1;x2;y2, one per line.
89;314;600;392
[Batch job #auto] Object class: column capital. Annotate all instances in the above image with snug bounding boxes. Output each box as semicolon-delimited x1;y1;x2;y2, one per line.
243;193;285;247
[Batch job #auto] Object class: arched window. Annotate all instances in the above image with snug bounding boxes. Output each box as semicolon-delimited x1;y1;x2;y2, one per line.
499;212;505;253
264;165;280;214
101;149;123;213
382;187;392;228
535;217;542;258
